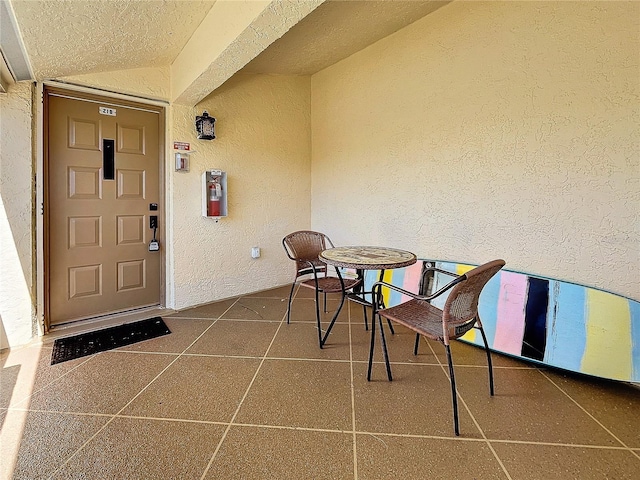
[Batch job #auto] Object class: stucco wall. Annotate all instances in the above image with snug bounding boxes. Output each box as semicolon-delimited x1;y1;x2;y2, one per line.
0;82;35;348
0;69;310;347
60;66;171;101
311;1;639;299
171;74;311;309
3;0;637;349
60;70;311;310
0;69;171;349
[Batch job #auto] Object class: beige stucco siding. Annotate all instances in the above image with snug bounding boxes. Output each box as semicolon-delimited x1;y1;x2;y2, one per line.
311;0;639;299
1;0;638;349
61;67;171;101
0;82;35;348
171;74;311;309
51;70;312;310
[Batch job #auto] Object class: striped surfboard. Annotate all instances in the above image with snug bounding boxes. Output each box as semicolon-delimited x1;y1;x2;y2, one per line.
356;260;640;383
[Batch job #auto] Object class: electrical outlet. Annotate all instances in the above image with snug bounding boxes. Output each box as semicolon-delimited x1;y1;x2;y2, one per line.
150;216;158;229
251;247;261;258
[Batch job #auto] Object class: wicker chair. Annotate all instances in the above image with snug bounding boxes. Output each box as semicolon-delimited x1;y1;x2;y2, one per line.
282;231;363;348
368;259;505;436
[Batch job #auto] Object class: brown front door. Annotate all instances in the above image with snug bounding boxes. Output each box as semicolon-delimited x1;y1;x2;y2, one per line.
45;88;163;327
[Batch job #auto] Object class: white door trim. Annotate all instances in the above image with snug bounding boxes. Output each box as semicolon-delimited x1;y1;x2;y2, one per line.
36;81;170;334
35;82;45;337
42;80;169;107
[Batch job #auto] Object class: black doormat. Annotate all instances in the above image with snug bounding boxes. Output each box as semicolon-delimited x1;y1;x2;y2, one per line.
51;317;171;365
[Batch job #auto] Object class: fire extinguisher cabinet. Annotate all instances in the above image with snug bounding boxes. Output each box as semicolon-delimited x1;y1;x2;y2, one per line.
202;170;228;218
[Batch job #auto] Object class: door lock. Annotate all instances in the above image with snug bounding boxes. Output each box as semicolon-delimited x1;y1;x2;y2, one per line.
149;215;159;251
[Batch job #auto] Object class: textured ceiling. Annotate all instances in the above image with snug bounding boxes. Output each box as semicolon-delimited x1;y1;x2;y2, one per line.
6;0;447;93
242;0;449;75
9;0;215;78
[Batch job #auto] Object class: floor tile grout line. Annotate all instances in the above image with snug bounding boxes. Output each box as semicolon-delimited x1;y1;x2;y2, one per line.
353;359;534;369
198;286;355;477
113;414;230;426
183;353;352;363
4;408;114;418
199;307;289;480
44;365;171;479
16;290;638;477
8;354;97;409
207;318;283;323
168;316;283;323
354;430;640;449
115;300;239;403
366;321;507;474
9;397;636;454
112;349;182;356
538;369;640;460
44;298;241;479
223;422;352;434
106;348;536;371
475;437;640;450
425;338;514;480
348;303;358;480
9;404;637;451
239;293;292;299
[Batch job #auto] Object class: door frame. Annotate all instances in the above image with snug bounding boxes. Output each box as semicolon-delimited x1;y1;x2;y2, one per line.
37;81;169;333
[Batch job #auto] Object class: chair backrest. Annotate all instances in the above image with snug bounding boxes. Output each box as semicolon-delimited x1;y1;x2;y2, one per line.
442;259;505;340
282;230;334;274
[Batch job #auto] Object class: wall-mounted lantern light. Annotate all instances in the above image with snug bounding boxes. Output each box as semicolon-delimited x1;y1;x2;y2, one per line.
195;111;216;140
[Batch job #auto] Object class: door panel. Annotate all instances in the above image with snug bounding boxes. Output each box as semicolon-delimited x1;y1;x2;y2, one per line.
47;92;161;326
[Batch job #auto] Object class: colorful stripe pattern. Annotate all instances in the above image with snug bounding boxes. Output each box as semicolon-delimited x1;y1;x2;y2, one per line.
356;260;640;383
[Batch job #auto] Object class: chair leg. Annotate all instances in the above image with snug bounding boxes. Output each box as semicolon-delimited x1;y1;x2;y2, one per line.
413;333;420;355
445;344;460;436
320;288;347;348
363;305;368;331
379;315;393;381
323;291;327;313
286;281;296;324
478;325;495;396
314;287;323;349
374;285;394;335
320;268;350;348
367;310;376;381
386;318;395;335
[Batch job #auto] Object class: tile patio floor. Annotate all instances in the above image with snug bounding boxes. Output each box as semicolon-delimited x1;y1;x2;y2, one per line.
1;285;639;479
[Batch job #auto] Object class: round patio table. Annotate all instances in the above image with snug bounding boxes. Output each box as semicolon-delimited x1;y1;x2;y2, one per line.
319;246;416;369
319;246;416;271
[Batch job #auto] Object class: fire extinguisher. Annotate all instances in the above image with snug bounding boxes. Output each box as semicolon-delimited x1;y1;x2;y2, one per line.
208;177;222;216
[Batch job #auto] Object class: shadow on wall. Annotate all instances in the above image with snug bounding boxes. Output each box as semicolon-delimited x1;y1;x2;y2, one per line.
0;321;21;432
0;314;9;351
0;84;37;349
1;187;36;348
0;83;34;301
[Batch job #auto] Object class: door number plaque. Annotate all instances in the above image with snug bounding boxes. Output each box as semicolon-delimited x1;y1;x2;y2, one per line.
99;107;117;116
